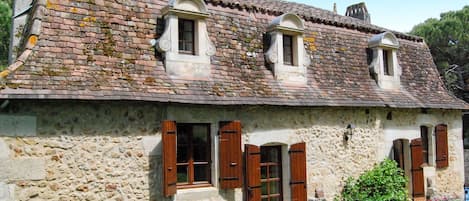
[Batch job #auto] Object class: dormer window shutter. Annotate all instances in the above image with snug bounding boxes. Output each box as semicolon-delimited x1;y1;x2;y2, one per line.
289;142;307;201
219;121;243;189
245;144;261;201
435;124;449;168
162;120;177;197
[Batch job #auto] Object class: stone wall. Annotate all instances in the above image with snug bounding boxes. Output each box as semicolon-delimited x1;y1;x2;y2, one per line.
0;100;165;201
0;101;464;200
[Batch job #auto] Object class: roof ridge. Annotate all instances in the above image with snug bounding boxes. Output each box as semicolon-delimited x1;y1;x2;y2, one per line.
206;0;422;42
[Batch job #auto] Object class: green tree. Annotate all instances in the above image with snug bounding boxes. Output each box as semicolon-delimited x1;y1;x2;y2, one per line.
0;0;12;70
410;6;469;102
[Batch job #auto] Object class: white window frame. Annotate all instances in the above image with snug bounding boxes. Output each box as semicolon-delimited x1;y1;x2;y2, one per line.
265;13;311;85
368;32;401;89
155;0;216;80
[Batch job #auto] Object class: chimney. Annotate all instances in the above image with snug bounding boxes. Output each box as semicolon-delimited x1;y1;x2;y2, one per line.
333;3;337;14
345;2;370;23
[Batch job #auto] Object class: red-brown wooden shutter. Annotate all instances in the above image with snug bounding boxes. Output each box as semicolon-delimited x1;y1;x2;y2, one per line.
410;138;425;198
162;120;177;197
245;144;261;201
289;142;307;201
435;124;449;168
219;121;243;189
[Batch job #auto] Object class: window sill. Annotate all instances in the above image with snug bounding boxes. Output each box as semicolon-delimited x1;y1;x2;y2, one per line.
175;186;222;199
421;163;434;168
177;183;212;190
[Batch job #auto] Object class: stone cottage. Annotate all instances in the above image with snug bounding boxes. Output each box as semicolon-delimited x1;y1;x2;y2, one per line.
0;0;467;200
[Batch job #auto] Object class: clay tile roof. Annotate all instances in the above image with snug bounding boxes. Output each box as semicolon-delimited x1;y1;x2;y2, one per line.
0;0;466;109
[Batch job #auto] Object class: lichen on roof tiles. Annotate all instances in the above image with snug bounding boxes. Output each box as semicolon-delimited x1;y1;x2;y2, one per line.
0;0;466;109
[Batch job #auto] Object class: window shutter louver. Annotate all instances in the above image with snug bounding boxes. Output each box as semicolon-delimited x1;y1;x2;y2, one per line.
245;144;261;201
162;120;177;197
435;124;449;168
410;138;425;198
219;121;243;189
289;142;307;201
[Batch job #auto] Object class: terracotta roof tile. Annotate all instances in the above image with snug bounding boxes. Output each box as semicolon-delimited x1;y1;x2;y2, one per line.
0;0;466;109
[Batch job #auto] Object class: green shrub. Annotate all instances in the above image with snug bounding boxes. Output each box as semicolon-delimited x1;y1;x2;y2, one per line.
336;159;408;201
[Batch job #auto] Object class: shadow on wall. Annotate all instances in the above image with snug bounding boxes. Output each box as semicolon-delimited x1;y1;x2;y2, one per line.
149;141;172;201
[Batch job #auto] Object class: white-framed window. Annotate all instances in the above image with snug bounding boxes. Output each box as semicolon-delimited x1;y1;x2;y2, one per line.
265;13;311;85
368;32;401;89
155;0;216;80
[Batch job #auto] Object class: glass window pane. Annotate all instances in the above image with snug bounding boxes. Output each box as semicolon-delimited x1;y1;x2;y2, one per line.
261;198;269;201
270;181;281;194
184;20;193;31
261;182;268;195
177;127;189;144
261;166;267;179
184;32;193;42
177;144;188;163
177;165;188;183
193;145;208;161
185;43;193;52
269;165;279;178
194;164;209;182
193;125;208;143
267;148;279;163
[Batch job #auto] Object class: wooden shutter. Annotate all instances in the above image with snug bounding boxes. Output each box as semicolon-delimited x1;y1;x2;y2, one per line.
219;121;243;189
162;120;177;197
245;144;261;201
435;124;449;168
289;142;307;201
410;138;425;198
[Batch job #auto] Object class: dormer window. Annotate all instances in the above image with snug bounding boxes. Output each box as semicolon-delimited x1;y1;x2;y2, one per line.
155;0;216;80
178;19;195;55
368;32;401;89
265;13;311;85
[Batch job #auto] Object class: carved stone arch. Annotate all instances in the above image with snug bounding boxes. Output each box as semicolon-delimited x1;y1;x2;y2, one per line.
368;31;399;49
168;0;208;13
269;13;305;33
262;142;288;147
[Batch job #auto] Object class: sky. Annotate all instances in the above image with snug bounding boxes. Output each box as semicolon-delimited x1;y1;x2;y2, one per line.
289;0;468;33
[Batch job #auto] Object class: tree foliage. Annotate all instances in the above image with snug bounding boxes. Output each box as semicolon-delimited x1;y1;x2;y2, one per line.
336;159;408;201
0;0;12;69
410;6;469;102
